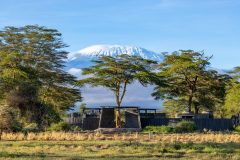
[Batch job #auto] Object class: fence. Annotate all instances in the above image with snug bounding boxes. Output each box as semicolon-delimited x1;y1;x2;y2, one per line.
65;113;234;131
64;115;100;130
141;118;233;131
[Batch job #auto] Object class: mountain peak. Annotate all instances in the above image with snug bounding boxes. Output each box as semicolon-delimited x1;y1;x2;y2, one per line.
68;44;163;61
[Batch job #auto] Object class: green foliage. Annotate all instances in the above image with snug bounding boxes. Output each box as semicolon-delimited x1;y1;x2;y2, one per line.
162;99;186;117
0;105;15;131
79;103;87;114
10;121;23;132
224;83;240;117
0;105;21;132
173;121;197;133
234;125;240;133
0;141;240;159
78;55;158;107
0;25;81;128
47;121;71;132
228;66;240;80
152;50;230;115
70;125;82;132
223;67;240;117
22;123;39;133
143;121;197;133
78;54;159;128
143;125;172;133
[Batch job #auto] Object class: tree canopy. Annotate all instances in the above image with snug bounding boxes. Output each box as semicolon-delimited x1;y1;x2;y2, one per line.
152;50;230;115
1;24;240;131
78;54;159;127
0;25;81;129
224;67;240;117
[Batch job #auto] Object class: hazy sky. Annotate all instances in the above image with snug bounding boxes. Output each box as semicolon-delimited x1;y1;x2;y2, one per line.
1;0;240;69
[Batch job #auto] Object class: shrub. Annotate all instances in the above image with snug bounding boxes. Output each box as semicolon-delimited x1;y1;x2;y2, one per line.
234;125;240;133
70;125;82;132
47;121;71;132
173;120;197;133
0;105;21;132
22;123;39;133
143;125;172;133
11;121;23;132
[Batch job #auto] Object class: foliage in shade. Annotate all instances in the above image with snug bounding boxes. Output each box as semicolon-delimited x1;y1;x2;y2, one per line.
173;120;197;133
142;125;172;133
142;121;197;133
0;105;14;132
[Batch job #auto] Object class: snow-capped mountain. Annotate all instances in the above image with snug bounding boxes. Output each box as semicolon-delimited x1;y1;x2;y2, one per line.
66;45;227;109
66;44;163;109
68;44;163;61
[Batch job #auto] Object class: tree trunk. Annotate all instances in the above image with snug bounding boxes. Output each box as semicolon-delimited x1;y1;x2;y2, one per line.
115;96;121;128
194;106;199;114
115;83;121;128
188;95;193;113
115;107;121;128
187;76;198;113
115;80;127;128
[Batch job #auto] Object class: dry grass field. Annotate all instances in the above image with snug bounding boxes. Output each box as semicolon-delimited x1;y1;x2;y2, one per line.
1;132;240;143
0;132;240;159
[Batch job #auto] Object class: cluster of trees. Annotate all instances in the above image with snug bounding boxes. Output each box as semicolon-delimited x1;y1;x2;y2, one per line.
0;25;81;131
80;50;240;127
0;25;240;130
152;51;231;117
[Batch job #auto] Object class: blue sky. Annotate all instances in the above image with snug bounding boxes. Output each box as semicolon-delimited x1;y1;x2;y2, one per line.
1;0;240;69
1;0;240;108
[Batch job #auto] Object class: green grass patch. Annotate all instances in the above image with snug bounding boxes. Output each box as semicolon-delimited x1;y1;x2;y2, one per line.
0;141;239;159
143;121;197;133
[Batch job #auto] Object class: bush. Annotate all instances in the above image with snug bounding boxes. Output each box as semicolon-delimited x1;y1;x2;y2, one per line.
143;121;197;133
11;121;23;132
143;125;172;133
173;121;197;133
22;123;39;133
234;125;240;133
0;105;22;132
70;125;82;132
47;121;71;132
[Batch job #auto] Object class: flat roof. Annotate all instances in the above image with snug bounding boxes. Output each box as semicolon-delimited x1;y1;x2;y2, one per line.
82;107;158;110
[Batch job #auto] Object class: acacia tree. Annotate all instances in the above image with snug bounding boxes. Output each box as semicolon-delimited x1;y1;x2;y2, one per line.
0;25;81;128
224;67;240;117
192;70;230;115
78;54;158;128
152;50;227;114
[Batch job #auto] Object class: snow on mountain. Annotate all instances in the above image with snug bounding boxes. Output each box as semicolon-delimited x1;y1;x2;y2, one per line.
65;45;228;109
66;45;163;108
68;44;163;61
66;44;163;109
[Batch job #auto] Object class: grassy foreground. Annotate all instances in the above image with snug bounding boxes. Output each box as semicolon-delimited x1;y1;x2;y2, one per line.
0;138;240;159
0;141;239;160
